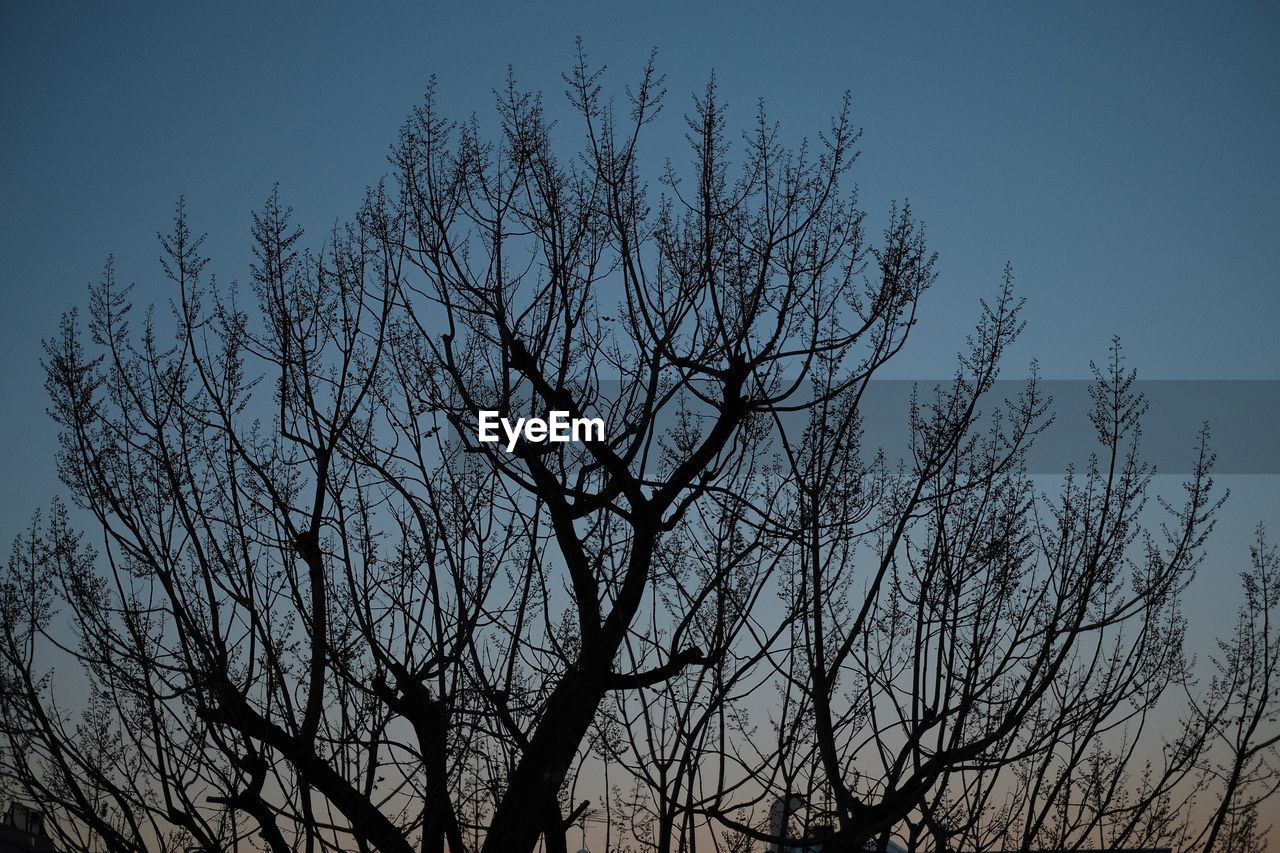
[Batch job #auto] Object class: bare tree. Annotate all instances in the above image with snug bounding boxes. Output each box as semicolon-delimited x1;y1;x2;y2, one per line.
1;50;1276;853
1180;527;1280;853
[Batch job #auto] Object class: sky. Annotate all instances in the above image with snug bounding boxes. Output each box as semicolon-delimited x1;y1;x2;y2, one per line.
1;0;1278;787
5;4;1273;546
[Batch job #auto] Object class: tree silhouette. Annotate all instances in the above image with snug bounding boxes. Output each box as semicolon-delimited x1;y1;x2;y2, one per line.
1;51;1276;853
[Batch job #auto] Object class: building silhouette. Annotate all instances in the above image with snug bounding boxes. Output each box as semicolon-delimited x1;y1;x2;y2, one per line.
0;803;58;853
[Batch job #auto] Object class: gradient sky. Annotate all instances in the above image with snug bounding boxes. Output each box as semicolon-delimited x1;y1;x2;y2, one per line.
2;0;1278;724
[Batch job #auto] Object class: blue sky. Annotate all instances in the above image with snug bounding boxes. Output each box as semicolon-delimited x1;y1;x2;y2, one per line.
2;2;1277;625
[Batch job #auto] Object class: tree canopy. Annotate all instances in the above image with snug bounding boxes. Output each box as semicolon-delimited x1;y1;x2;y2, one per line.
2;53;1277;853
